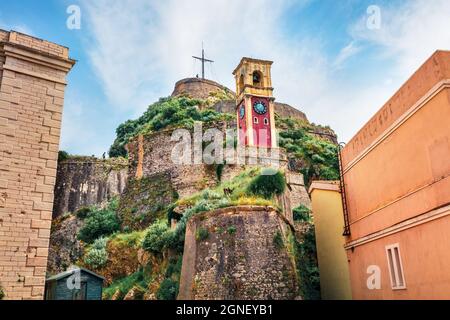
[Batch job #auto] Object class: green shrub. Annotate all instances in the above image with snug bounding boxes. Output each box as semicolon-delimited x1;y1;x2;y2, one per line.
247;169;286;199
108;96;232;157
77;205;121;243
295;225;320;300
293;205;311;222
156;278;179;300
58;150;69;162
0;285;4;300
277;116;339;187
75;206;91;219
216;163;225;182
227;226;236;235
112;230;145;247
165;256;183;278
195;227;209;241
92;236;108;249
273;231;284;249
201;189;222;200
141;221;172;254
84;248;108;269
84;237;108;269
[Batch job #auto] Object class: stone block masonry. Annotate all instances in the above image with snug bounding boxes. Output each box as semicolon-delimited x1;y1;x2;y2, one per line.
178;206;300;300
0;30;75;300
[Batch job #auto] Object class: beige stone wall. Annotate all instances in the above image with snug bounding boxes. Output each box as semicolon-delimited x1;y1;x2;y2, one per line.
0;30;74;300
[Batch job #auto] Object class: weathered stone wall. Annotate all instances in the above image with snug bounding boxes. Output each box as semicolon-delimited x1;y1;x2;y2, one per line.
127;127;221;199
0;30;75;299
285;172;311;209
178;206;300;300
127;124;311;222
52;157;128;217
171;78;234;99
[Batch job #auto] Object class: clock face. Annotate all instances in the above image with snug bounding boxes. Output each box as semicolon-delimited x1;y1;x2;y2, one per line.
253;101;267;115
239;105;245;119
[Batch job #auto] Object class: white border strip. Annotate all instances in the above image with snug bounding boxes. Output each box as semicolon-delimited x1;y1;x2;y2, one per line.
344;204;450;249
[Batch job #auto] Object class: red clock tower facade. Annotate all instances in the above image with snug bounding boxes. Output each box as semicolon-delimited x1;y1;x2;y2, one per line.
233;58;277;148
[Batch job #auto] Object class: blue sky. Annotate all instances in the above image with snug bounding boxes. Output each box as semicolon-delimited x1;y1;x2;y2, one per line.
1;0;450;156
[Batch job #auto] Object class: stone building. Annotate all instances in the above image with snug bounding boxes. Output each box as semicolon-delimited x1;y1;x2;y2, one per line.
0;30;74;300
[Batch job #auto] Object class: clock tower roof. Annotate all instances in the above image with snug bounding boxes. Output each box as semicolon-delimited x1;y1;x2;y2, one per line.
232;57;273;75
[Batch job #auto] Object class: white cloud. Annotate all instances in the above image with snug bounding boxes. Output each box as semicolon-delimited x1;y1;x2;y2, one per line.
60;97;108;156
79;0;450;147
332;41;362;70
350;0;450;77
322;0;450;142
81;0;326;115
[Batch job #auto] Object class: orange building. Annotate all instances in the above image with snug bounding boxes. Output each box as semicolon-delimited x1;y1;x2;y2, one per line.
340;50;450;299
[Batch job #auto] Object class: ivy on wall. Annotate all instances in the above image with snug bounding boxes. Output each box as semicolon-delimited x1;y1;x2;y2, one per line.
276;115;339;186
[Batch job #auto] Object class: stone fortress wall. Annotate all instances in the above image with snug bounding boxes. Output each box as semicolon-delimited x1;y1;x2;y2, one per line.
178;205;300;300
0;30;74;299
126;123;311;219
52;157;128;218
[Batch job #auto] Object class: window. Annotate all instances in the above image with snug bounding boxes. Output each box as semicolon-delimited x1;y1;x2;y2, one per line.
385;243;406;290
239;74;244;93
252;71;262;86
263;118;269;125
254;117;258;124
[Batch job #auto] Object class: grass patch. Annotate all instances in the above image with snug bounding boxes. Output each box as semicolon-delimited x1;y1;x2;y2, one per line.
103;269;150;300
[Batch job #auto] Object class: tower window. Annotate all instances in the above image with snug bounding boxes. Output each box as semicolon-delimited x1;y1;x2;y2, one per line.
252;71;262;86
254;117;258;124
385;243;406;290
264;118;269;125
239;74;244;93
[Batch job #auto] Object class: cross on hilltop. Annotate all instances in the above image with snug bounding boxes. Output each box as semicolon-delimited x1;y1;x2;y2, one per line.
192;44;214;79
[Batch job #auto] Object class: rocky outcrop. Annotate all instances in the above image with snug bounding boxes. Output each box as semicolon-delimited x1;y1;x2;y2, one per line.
47;215;85;275
178;206;300;300
53;157;128;218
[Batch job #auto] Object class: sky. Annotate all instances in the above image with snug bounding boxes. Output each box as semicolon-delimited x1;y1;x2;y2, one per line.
1;0;450;156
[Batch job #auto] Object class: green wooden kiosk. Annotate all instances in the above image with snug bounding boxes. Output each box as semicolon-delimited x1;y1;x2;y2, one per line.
45;266;104;300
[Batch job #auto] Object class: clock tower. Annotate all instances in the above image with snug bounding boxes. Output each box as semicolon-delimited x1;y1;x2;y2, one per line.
233;57;277;148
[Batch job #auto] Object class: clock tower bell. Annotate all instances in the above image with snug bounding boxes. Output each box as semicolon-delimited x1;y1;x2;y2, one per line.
233;57;277;148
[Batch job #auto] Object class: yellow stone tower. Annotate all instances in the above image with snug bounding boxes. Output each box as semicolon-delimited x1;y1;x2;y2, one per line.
232;58;277;148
